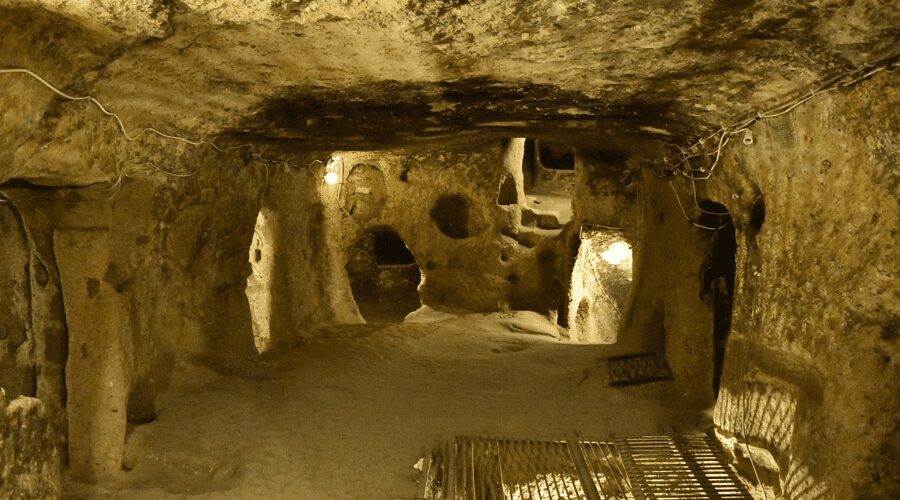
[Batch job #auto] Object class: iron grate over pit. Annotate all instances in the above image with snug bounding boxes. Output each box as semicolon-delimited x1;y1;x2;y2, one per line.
419;434;750;500
607;353;673;387
616;435;751;499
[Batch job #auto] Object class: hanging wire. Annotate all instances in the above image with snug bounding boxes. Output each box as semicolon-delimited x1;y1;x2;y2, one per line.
661;62;892;182
0;68;253;153
656;59;893;235
0;66;337;209
667;180;727;231
690;177;729;215
0;67;324;192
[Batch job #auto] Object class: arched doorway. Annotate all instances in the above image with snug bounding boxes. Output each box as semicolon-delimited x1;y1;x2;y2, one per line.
567;228;634;344
346;227;421;323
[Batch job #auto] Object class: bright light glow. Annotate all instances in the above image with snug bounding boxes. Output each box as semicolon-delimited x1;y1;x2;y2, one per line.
600;241;631;266
323;171;340;185
324;155;343;185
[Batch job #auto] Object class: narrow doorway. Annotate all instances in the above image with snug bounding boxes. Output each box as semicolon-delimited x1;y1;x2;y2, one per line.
699;201;736;396
246;210;273;353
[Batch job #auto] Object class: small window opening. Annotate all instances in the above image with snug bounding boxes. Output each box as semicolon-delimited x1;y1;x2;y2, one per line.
522;138;537;190
748;196;766;235
430;194;471;239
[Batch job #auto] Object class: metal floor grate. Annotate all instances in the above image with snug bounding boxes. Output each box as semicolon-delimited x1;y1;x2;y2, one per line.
607;353;672;387
616;435;751;499
419;436;633;499
420;434;749;500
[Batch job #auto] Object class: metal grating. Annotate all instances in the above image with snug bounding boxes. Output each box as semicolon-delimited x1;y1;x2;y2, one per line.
607;354;672;387
616;435;751;499
421;437;634;499
420;435;750;499
765;114;797;147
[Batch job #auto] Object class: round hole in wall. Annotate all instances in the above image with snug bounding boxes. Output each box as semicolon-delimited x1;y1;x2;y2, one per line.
430;194;471;239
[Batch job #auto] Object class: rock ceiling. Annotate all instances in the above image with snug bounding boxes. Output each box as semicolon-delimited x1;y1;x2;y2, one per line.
1;0;897;155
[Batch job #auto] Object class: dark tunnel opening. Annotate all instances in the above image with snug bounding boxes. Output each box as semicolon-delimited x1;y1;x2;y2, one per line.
346;227;422;323
700;200;736;397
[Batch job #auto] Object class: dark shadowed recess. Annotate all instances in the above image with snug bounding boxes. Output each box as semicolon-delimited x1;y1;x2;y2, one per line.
430;194;471;239
699;200;736;397
225;78;688;150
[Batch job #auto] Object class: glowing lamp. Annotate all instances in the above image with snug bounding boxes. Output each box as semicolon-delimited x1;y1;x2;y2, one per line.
323;155;343;185
324;171;340;185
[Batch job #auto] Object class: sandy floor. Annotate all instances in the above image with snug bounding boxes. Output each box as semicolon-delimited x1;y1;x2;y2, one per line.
66;313;713;499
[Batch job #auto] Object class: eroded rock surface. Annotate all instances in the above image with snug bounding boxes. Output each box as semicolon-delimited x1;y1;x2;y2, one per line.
0;392;62;498
1;0;898;170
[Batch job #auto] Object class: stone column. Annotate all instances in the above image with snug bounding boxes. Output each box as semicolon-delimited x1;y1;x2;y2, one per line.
54;228;126;482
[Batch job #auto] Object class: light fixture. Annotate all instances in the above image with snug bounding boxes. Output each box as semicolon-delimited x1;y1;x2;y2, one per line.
323;155;343;185
742;129;754;145
324;171;340;185
601;241;631;266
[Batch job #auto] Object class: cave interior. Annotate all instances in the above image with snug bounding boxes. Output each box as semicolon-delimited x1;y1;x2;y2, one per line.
0;1;898;499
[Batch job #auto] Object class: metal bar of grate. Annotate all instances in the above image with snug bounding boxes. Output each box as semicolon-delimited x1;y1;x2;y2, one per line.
432;437;633;499
616;435;751;499
425;434;749;499
607;353;673;387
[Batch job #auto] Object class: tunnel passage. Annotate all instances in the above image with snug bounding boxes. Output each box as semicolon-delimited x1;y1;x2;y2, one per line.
699;200;736;396
346;227;422;323
567;228;634;343
245;211;273;353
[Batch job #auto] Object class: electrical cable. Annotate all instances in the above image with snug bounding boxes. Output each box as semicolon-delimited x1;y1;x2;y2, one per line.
667;180;727;231
0;68;253;153
2;47;891;500
735;255;768;500
690;177;729;215
0;67;323;193
662;61;892;182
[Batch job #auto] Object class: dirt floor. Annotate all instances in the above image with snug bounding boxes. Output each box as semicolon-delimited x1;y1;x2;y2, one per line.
65;312;713;499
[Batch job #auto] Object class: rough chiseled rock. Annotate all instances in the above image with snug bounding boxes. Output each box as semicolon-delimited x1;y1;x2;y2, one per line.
0;391;62;498
0;0;897;175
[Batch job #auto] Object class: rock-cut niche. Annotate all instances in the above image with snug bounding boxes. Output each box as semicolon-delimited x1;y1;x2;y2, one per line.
341;163;387;220
430;194;474;239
